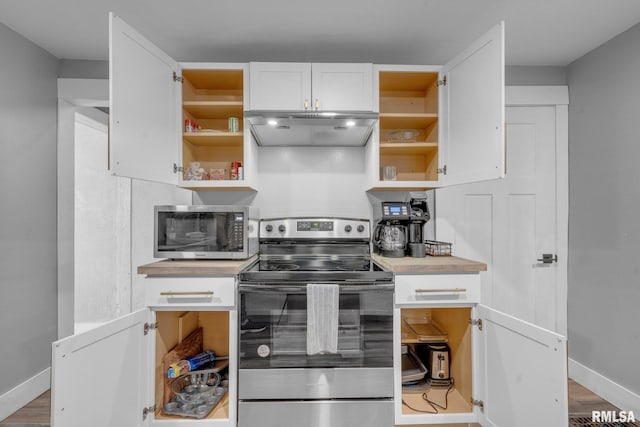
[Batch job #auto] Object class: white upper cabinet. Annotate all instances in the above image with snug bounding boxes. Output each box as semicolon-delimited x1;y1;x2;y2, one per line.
249;62;373;111
369;22;504;190
109;13;179;186
249;62;311;110
311;63;373;111
110;14;255;191
441;23;505;187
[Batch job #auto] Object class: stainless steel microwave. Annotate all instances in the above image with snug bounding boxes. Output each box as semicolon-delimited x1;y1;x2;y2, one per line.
154;205;259;259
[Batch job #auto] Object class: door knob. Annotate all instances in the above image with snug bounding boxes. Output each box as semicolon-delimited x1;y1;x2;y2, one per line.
537;254;558;264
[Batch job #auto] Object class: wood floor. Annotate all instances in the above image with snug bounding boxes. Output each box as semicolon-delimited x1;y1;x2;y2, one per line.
1;390;50;426
0;381;629;426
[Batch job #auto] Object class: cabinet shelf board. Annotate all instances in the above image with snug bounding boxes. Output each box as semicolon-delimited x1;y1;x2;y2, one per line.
183;101;243;118
379;72;439;92
183;132;243;146
182;69;243;90
179;180;256;192
367;181;437;192
401;387;472;415
380;142;438;154
380;114;438;129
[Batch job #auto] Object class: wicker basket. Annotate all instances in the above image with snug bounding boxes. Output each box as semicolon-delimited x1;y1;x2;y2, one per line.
425;240;452;256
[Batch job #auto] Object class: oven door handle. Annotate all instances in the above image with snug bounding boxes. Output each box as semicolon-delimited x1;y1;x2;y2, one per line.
239;283;395;293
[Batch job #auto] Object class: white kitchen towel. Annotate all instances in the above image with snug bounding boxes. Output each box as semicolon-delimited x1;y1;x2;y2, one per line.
306;283;339;355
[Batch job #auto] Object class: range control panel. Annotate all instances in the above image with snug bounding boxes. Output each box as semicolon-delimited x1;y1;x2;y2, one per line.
260;217;370;240
297;221;334;232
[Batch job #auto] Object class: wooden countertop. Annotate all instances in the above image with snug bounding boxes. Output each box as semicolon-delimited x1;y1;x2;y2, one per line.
371;254;487;274
137;255;257;276
138;254;485;276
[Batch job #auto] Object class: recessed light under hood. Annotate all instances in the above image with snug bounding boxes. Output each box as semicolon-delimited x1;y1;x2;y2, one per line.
245;111;378;147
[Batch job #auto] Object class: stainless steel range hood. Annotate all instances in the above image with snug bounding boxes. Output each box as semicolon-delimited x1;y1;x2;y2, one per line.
245;111;378;147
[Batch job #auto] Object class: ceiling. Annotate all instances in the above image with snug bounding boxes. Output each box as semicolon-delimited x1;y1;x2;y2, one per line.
1;0;640;66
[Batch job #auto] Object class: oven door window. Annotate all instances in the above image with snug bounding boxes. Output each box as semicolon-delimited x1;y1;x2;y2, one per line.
239;286;393;368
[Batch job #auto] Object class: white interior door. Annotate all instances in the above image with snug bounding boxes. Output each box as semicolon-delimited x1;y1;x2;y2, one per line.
476;305;568;427
109;13;179;185
51;308;151;427
441;22;504;186
436;105;564;334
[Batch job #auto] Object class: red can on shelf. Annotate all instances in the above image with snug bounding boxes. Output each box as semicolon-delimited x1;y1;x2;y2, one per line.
230;162;242;180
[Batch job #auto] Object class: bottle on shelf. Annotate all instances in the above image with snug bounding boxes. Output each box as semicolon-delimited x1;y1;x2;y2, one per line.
167;350;216;378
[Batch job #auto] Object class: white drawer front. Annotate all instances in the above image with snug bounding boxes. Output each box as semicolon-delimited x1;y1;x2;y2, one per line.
145;277;235;308
394;274;480;306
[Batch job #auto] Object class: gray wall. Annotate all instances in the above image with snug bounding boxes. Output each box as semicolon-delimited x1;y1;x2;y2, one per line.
58;59;108;79
0;23;59;395
505;65;567;86
567;23;640;394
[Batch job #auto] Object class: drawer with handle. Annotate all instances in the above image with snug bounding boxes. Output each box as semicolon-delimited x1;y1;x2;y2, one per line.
394;274;480;306
145;277;235;308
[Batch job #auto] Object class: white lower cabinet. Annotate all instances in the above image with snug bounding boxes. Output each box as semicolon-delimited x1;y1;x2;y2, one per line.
51;274;567;427
393;274;568;426
51;278;238;427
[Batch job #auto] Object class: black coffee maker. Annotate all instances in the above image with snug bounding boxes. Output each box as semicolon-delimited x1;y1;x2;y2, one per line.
373;202;410;258
406;192;431;257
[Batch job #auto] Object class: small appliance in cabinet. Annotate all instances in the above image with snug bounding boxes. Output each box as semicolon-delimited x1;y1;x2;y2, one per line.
393;274;568;426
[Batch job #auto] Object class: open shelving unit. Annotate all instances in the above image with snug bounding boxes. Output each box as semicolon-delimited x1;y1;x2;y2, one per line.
399;307;473;417
180;69;248;189
154;311;232;422
378;71;441;183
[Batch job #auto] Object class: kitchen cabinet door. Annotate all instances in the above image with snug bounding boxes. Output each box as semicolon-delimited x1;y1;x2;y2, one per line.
110;13;180;185
311;63;373;111
51;309;153;427
249;62;373;112
475;304;568;427
249;62;312;111
441;22;505;187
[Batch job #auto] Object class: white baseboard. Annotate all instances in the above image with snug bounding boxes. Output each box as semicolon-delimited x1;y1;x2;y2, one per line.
0;368;50;421
569;358;640;413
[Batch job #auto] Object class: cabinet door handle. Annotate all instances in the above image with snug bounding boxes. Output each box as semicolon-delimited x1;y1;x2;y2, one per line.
160;291;214;296
415;288;467;293
304;99;309;110
314;98;319;111
537;253;558;264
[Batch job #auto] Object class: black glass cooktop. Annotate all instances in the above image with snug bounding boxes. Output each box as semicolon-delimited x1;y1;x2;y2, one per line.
239;256;392;283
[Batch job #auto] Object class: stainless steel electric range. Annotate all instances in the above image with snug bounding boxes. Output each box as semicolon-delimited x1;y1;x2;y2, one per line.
237;217;394;427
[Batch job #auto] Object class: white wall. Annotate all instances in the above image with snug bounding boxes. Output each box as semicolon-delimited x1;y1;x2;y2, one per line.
74;111;131;326
196;147;372;218
131;180;192;310
567;23;640;397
